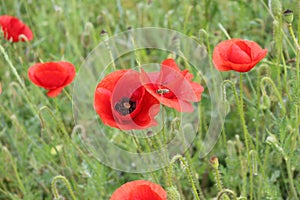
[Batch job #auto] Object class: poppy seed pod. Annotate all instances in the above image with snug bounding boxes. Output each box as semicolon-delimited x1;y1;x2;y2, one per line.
283;9;294;24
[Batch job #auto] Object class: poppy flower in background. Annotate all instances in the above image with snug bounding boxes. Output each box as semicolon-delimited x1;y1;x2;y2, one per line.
28;61;76;97
94;70;160;130
110;180;167;200
0;15;33;42
212;38;267;72
140;58;204;112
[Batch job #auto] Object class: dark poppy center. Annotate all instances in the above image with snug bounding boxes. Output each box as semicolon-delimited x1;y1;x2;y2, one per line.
115;97;136;116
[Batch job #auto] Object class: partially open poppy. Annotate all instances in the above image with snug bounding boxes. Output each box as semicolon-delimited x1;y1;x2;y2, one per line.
28;61;76;97
212;39;267;72
110;180;167;200
140;58;204;112
0;15;33;42
94;70;160;130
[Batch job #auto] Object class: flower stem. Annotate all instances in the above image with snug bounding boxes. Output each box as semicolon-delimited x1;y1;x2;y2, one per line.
101;30;116;70
285;158;298;199
169;155;202;200
0;44;38;114
239;73;254;200
51;175;77;200
0;44;25;90
217;189;237;200
287;23;300;52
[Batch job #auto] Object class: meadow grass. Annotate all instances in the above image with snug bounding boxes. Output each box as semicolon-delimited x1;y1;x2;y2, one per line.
0;0;300;199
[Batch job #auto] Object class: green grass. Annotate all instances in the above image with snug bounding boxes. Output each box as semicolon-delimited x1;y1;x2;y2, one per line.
0;0;300;199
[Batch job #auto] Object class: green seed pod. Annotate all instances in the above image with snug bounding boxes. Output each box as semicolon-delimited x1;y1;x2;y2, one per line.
167;186;181;200
268;0;282;17
283;9;294;24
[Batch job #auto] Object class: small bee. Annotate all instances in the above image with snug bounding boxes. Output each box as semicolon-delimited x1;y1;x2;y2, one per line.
156;88;170;94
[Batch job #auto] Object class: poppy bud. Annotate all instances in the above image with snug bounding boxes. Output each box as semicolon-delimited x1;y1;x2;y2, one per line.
210;156;219;170
166;186;181;200
81;31;91;48
84;22;94;32
96;14;104;25
266;134;285;156
260;95;271;110
268;0;282;17
283;9;294;24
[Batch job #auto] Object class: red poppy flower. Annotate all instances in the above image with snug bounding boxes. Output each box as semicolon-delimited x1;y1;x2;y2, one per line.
140;58;204;112
212;39;267;72
110;180;167;200
28;61;76;97
94;70;160;130
0;15;33;42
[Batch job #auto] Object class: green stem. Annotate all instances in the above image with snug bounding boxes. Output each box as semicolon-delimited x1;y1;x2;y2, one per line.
3;147;26;195
38;106;69;139
239;74;254;200
0;45;38;114
0;44;25;90
285;158;298;199
101;31;116;70
223;77;253;198
170;155;202;200
128;28;141;68
51;175;77;200
287;23;300;52
217;189;237;200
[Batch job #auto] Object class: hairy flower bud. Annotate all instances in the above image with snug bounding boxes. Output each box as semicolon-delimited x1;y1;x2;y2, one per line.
167;186;181;200
268;0;282;17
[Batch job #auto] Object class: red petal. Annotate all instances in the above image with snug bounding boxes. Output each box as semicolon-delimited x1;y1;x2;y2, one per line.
0;15;33;42
227;42;251;64
57;61;76;86
33;63;69;89
111;70;144;121
133;90;160;128
94;87;118;128
110;180;167;200
213;39;268;72
129;185;163;200
141;62;204;112
95;70;159;130
47;87;63;98
28;61;76;97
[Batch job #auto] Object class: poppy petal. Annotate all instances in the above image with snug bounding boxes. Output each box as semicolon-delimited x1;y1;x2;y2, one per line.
94;70;160;130
94;87;118;128
47;87;64;98
110;180;167;200
28;61;76;97
212;38;268;72
0;15;33;42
